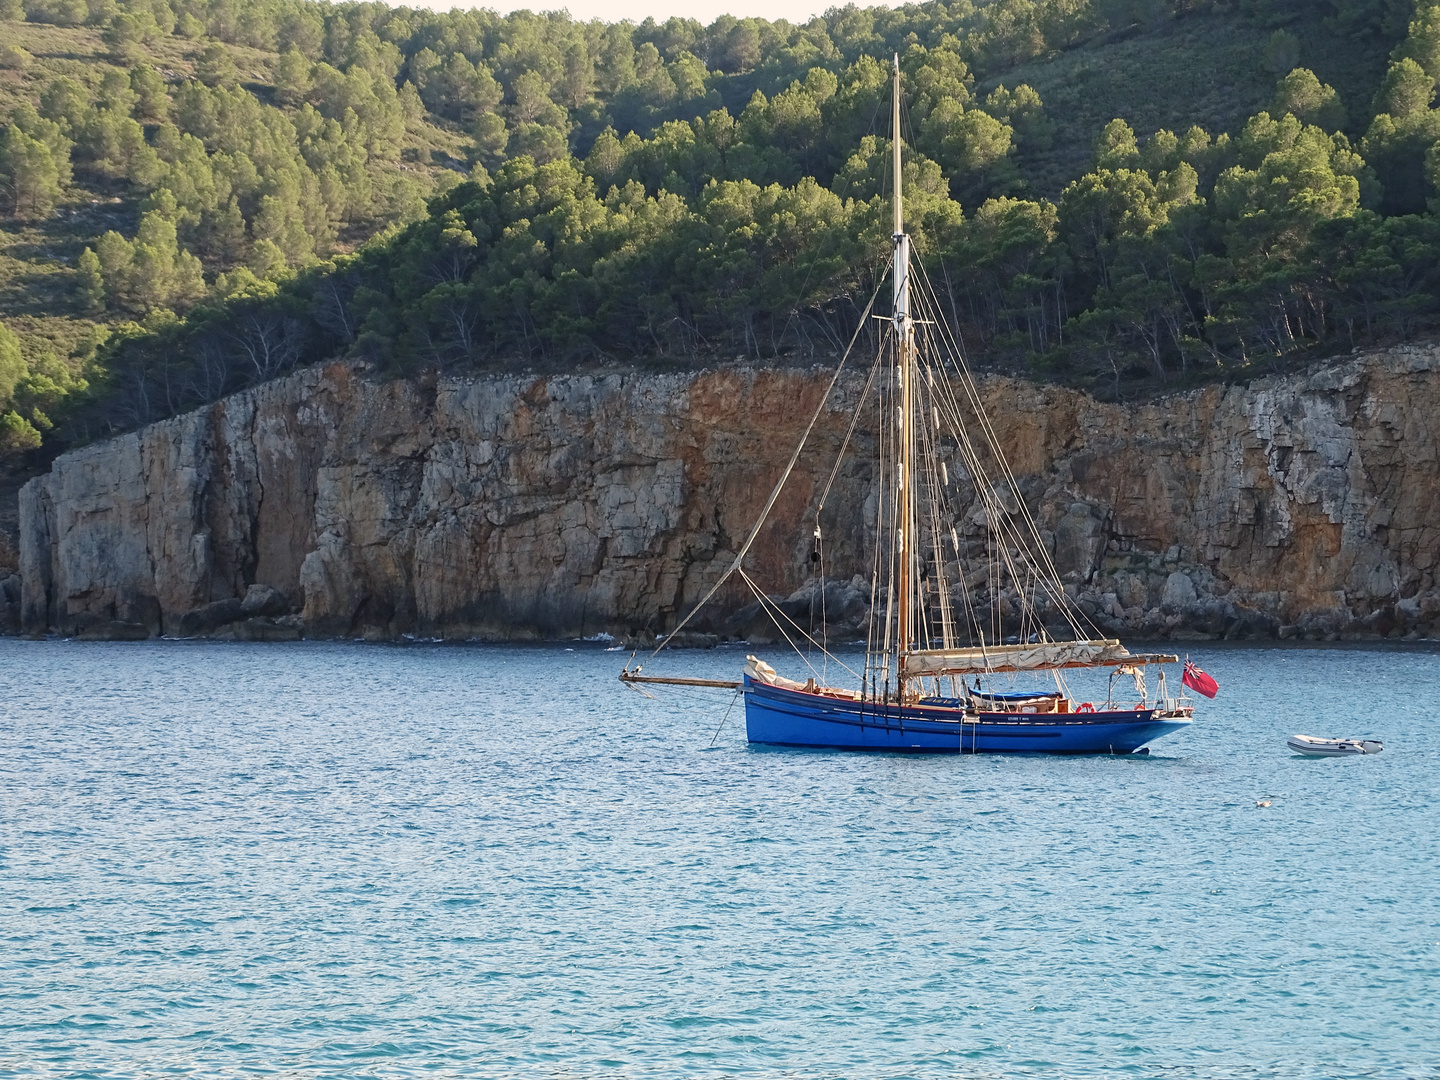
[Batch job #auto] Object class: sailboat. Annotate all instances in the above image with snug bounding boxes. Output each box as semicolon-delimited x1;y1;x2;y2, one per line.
620;57;1196;754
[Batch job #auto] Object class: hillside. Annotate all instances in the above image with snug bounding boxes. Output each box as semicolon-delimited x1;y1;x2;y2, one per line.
993;8;1396;195
0;0;1435;495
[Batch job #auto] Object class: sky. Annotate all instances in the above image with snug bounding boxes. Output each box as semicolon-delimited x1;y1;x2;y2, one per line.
411;0;867;25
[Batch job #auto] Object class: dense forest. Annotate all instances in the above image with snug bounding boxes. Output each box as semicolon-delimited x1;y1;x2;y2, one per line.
0;0;1436;458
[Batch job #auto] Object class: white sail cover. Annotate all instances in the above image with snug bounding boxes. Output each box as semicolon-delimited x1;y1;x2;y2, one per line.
745;654;807;690
904;639;1130;676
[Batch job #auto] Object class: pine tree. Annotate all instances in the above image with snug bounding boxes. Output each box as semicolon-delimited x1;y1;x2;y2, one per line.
0;409;42;453
130;64;170;123
77;247;106;313
0;319;23;406
94;230;136;309
0;125;63;219
275;47;313;107
197;43;240;89
102;13;144;66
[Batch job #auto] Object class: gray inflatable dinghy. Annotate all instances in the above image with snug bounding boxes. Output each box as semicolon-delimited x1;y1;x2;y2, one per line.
1287;734;1384;756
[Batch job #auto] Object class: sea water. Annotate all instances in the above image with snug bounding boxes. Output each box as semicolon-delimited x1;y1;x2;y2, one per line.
0;638;1435;1079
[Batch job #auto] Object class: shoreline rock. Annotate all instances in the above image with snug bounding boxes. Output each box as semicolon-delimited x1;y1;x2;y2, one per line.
12;346;1440;644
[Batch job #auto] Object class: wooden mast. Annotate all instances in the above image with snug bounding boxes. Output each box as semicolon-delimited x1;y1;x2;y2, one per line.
892;54;915;697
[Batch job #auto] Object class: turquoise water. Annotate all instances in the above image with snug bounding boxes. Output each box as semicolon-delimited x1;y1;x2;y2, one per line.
0;639;1436;1078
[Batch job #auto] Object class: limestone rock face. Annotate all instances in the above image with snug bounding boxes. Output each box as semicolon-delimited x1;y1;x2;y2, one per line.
15;344;1440;642
0;530;18;634
1161;572;1198;611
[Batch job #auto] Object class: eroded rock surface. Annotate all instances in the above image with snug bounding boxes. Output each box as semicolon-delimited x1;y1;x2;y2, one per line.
15;345;1440;642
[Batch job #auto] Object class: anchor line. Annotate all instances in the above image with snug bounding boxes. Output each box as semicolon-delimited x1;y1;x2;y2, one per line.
709;690;741;747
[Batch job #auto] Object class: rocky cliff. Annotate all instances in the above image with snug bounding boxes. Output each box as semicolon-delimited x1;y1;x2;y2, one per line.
11;344;1440;643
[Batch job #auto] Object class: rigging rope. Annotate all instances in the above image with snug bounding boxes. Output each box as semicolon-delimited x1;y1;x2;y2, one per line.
913;259;1103;641
737;568;863;682
647;280;883;660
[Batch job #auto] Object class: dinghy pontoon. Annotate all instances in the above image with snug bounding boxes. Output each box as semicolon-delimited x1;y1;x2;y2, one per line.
1287;734;1384;756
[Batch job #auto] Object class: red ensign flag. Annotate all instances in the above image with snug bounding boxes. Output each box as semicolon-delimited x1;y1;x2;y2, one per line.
1182;660;1219;699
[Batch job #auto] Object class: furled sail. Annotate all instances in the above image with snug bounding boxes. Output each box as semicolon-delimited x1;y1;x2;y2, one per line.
745;654;807;690
903;640;1131;676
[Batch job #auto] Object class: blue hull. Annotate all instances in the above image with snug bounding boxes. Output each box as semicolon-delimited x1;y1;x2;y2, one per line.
743;677;1190;754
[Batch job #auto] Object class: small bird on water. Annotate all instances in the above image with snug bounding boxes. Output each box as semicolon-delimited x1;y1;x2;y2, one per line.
1256;799;1272;808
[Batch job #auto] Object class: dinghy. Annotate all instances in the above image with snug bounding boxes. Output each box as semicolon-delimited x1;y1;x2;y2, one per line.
1287;734;1384;756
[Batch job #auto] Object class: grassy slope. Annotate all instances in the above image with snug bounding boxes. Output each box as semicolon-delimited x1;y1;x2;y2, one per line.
992;11;1394;197
0;21;470;395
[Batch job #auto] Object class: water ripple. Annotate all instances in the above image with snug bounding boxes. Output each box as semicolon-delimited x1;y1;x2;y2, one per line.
1;639;1436;1077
